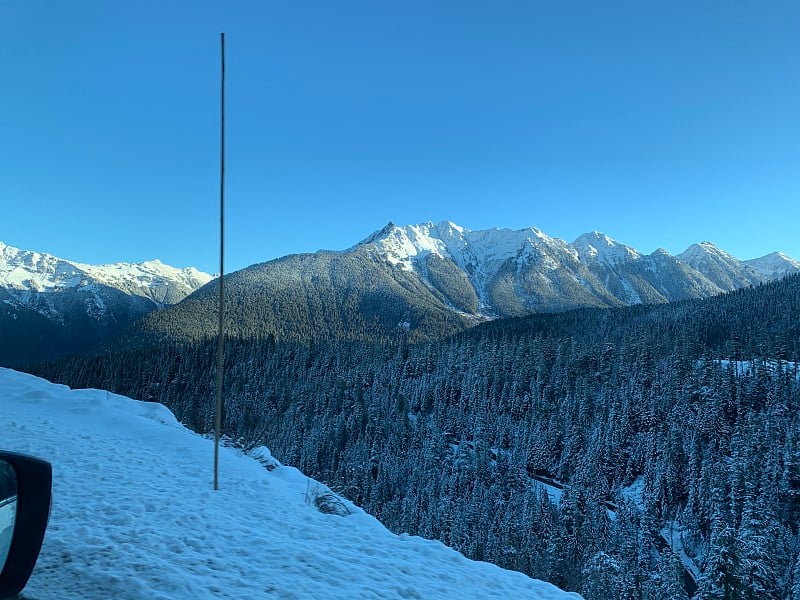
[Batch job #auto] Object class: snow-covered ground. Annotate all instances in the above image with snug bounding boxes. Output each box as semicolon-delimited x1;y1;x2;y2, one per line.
0;368;580;600
620;477;645;509
717;358;800;380
660;523;702;583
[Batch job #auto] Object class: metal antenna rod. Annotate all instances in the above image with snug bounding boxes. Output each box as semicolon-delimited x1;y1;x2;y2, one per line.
213;32;226;491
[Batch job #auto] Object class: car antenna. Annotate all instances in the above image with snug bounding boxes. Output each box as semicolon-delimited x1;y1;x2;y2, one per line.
213;32;226;491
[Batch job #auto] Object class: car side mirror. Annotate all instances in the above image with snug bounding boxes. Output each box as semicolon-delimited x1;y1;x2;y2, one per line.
0;452;52;599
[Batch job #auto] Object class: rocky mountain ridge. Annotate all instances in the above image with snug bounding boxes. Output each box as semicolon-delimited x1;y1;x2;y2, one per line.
361;221;799;317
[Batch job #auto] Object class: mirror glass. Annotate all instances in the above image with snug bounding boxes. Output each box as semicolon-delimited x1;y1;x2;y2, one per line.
0;460;17;574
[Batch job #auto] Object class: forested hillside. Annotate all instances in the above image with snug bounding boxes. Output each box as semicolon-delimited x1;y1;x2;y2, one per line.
0;285;158;366
121;247;475;347
29;274;800;599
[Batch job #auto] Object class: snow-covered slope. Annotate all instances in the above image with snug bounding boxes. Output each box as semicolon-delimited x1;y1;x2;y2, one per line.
744;252;800;278
572;231;642;265
0;368;580;600
676;242;763;289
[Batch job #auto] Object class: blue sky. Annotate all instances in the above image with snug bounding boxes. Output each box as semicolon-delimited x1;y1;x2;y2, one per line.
2;1;799;274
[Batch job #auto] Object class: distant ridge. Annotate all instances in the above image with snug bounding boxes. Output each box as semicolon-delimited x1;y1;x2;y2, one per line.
0;241;212;365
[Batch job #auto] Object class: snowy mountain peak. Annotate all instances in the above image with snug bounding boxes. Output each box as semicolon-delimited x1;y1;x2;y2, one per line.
572;231;641;264
576;230;613;244
676;243;800;281
77;258;213;300
436;219;466;234
349;220;800;319
357;221;397;246
359;221;562;275
0;240;213;336
676;242;745;271
675;242;767;290
678;241;731;260
744;252;800;278
361;222;450;269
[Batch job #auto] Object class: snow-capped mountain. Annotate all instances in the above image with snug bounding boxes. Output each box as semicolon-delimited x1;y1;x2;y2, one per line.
0;241;212;365
1;367;580;599
676;242;763;289
359;221;799;316
124;220;799;348
572;231;643;265
0;241;212;306
743;252;800;278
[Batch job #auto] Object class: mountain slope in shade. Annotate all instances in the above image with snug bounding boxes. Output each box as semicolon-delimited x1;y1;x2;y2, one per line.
0;241;212;365
124;221;799;348
133;246;477;345
1;367;580;600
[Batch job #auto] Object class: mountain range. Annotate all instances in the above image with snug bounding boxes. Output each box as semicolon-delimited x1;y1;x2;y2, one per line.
128;221;800;347
365;221;799;314
0;241;212;365
3;223;799;363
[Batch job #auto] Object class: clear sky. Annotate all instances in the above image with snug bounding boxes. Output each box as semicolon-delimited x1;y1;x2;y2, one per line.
2;1;799;274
